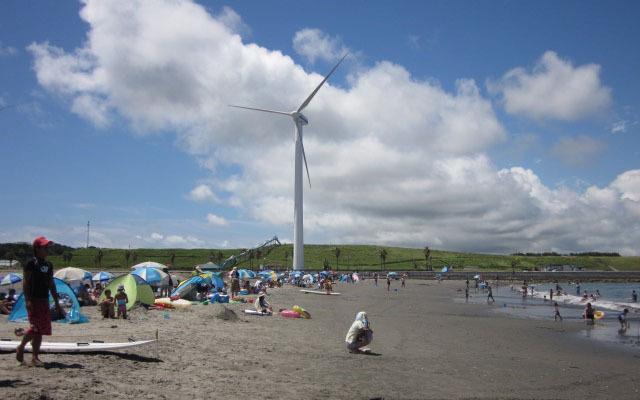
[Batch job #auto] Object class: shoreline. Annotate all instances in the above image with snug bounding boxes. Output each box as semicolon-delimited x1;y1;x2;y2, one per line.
2;279;639;399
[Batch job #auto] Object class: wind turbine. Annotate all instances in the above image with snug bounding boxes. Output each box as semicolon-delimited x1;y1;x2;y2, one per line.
229;53;348;271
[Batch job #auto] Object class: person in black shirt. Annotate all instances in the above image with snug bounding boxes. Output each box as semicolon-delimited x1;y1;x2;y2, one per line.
16;237;65;367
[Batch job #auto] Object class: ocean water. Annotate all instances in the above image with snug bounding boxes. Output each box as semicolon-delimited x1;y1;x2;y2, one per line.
457;281;640;350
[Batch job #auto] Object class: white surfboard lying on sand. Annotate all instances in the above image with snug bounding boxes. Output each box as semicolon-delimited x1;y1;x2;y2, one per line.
0;338;157;353
300;289;340;295
244;309;270;315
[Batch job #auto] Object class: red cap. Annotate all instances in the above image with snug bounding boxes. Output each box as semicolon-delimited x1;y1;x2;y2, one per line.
33;236;53;248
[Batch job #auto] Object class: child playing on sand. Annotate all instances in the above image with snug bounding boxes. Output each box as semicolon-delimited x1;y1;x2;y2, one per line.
115;285;129;319
254;292;273;315
554;302;562;321
346;311;373;353
99;289;115;319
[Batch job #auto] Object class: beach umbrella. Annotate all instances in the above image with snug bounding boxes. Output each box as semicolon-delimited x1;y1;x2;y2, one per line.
260;270;281;281
226;269;256;279
473;275;481;279
303;274;315;283
0;273;23;286
92;271;115;283
54;267;92;284
441;267;449;273
290;271;303;278
401;273;408;278
131;261;166;270
388;272;398;276
130;267;167;285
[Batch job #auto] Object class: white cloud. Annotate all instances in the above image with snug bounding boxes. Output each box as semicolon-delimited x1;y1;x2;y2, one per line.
216;6;250;37
293;28;349;64
206;213;229;226
611;170;640;201
552;135;605;167
187;184;220;203
25;0;640;255
489;51;612;121
0;41;17;56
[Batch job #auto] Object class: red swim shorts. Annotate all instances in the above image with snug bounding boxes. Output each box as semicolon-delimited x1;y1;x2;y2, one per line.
26;298;52;336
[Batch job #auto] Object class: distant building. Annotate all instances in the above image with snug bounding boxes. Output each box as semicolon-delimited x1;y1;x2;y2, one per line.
543;264;585;271
0;260;21;268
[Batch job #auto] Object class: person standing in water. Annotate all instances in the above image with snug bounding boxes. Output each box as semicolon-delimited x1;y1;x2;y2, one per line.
487;285;495;303
554;302;562;321
16;237;65;367
618;309;629;330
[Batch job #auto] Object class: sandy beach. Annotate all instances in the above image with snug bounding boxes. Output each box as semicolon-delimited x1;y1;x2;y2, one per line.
2;278;639;399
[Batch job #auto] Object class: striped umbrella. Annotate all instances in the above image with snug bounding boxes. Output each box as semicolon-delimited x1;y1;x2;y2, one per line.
130;267;167;285
131;261;167;270
54;267;92;285
92;271;115;283
0;273;23;286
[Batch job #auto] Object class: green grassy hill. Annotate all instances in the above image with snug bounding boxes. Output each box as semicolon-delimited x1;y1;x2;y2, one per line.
37;244;640;272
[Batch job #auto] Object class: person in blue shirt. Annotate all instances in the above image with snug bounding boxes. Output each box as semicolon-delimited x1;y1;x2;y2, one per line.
618;309;629;330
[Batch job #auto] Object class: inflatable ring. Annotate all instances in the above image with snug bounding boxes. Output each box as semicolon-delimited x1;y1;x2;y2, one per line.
594;310;605;320
280;310;301;318
293;305;311;319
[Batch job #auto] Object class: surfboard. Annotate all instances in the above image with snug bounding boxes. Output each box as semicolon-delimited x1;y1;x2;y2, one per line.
244;309;269;315
0;338;157;353
300;290;340;295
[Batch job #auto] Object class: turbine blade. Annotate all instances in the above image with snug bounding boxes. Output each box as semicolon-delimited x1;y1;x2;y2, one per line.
296;127;312;188
228;105;291;116
300;135;311;188
297;52;349;113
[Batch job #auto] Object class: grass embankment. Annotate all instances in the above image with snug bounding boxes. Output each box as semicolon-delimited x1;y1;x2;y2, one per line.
44;245;640;272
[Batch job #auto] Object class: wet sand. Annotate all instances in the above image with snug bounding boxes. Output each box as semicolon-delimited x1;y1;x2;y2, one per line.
1;279;639;399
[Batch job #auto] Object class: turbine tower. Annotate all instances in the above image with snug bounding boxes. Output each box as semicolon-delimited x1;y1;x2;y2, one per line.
229;53;348;271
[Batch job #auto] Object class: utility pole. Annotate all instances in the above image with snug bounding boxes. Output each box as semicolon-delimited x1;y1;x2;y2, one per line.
86;221;90;248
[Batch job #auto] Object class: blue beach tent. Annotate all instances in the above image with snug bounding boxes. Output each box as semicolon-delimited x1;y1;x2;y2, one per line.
171;273;224;299
9;278;89;324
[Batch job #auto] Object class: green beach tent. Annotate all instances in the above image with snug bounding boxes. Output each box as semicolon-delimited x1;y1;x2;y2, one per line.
98;274;155;311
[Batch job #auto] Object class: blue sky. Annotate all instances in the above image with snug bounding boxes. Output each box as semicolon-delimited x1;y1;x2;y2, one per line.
1;0;639;255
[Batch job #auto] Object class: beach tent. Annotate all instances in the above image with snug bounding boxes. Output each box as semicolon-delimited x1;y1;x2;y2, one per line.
441;267;449;273
171;273;224;300
98;274;154;311
9;278;89;324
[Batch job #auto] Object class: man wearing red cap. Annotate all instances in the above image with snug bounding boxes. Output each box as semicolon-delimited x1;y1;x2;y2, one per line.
15;236;65;366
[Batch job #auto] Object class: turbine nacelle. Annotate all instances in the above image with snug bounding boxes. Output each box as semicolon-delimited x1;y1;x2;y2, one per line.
291;112;308;126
